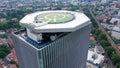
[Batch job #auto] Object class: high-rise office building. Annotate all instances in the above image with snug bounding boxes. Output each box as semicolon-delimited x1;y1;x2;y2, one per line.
12;10;91;68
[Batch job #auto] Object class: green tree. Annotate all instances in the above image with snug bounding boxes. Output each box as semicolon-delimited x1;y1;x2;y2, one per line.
56;6;62;10
116;63;120;68
0;51;6;58
98;33;107;40
0;23;8;30
111;54;120;65
112;38;120;44
70;5;79;11
0;48;10;54
95;29;101;36
106;46;115;57
10;60;19;68
0;45;10;58
0;20;21;31
6;20;21;29
10;60;16;64
0;34;6;38
100;40;110;46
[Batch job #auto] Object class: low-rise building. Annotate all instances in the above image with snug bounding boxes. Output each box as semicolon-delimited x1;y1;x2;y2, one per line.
0;18;6;22
111;26;120;40
0;31;5;35
6;49;18;63
9;64;17;68
110;17;119;24
94;46;105;55
87;50;105;68
0;38;7;45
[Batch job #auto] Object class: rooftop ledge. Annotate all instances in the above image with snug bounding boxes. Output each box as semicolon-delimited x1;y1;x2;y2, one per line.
20;10;91;33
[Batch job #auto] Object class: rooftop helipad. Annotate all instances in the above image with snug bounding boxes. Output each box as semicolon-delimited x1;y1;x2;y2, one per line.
20;10;91;33
35;12;75;24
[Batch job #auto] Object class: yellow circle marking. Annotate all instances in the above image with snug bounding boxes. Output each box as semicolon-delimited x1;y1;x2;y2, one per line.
44;15;52;22
44;14;67;22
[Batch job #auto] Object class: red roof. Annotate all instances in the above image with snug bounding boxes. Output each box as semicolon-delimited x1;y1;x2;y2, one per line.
6;37;13;45
7;49;18;63
90;36;95;41
118;45;120;49
96;15;108;20
12;49;16;57
10;64;17;68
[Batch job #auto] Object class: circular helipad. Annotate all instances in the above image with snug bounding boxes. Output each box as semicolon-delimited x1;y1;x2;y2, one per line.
35;12;75;24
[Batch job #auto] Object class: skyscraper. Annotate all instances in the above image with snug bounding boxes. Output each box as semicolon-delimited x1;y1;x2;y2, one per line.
12;10;91;68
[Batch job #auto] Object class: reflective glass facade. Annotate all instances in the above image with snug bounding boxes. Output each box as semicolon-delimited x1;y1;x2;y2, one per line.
37;23;91;68
12;23;91;68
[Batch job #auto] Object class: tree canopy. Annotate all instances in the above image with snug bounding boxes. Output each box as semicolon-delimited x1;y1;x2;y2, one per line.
0;45;10;58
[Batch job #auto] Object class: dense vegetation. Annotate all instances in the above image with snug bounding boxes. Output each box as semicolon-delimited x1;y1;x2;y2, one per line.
0;20;21;31
0;45;10;58
0;34;6;38
82;5;120;68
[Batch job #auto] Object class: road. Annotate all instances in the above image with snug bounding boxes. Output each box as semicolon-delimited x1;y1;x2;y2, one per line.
88;8;120;56
88;8;120;68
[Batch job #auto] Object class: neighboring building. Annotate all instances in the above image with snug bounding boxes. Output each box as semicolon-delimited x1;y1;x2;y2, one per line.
0;38;7;45
70;0;79;5
6;37;14;47
110;18;119;24
9;64;17;68
111;10;120;39
111;20;120;40
111;26;120;40
87;50;105;68
90;36;95;41
86;0;92;2
118;44;120;50
0;59;5;68
0;18;6;22
12;10;91;68
101;0;107;3
94;46;105;55
0;31;5;35
6;49;18;63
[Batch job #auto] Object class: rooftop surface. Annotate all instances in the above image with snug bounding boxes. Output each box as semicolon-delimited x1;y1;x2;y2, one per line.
15;30;68;49
35;12;75;24
87;50;104;65
20;10;90;33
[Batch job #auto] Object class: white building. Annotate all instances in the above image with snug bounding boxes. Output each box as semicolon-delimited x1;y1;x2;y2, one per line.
111;26;120;40
101;0;107;3
111;10;120;40
94;46;105;55
87;50;105;68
